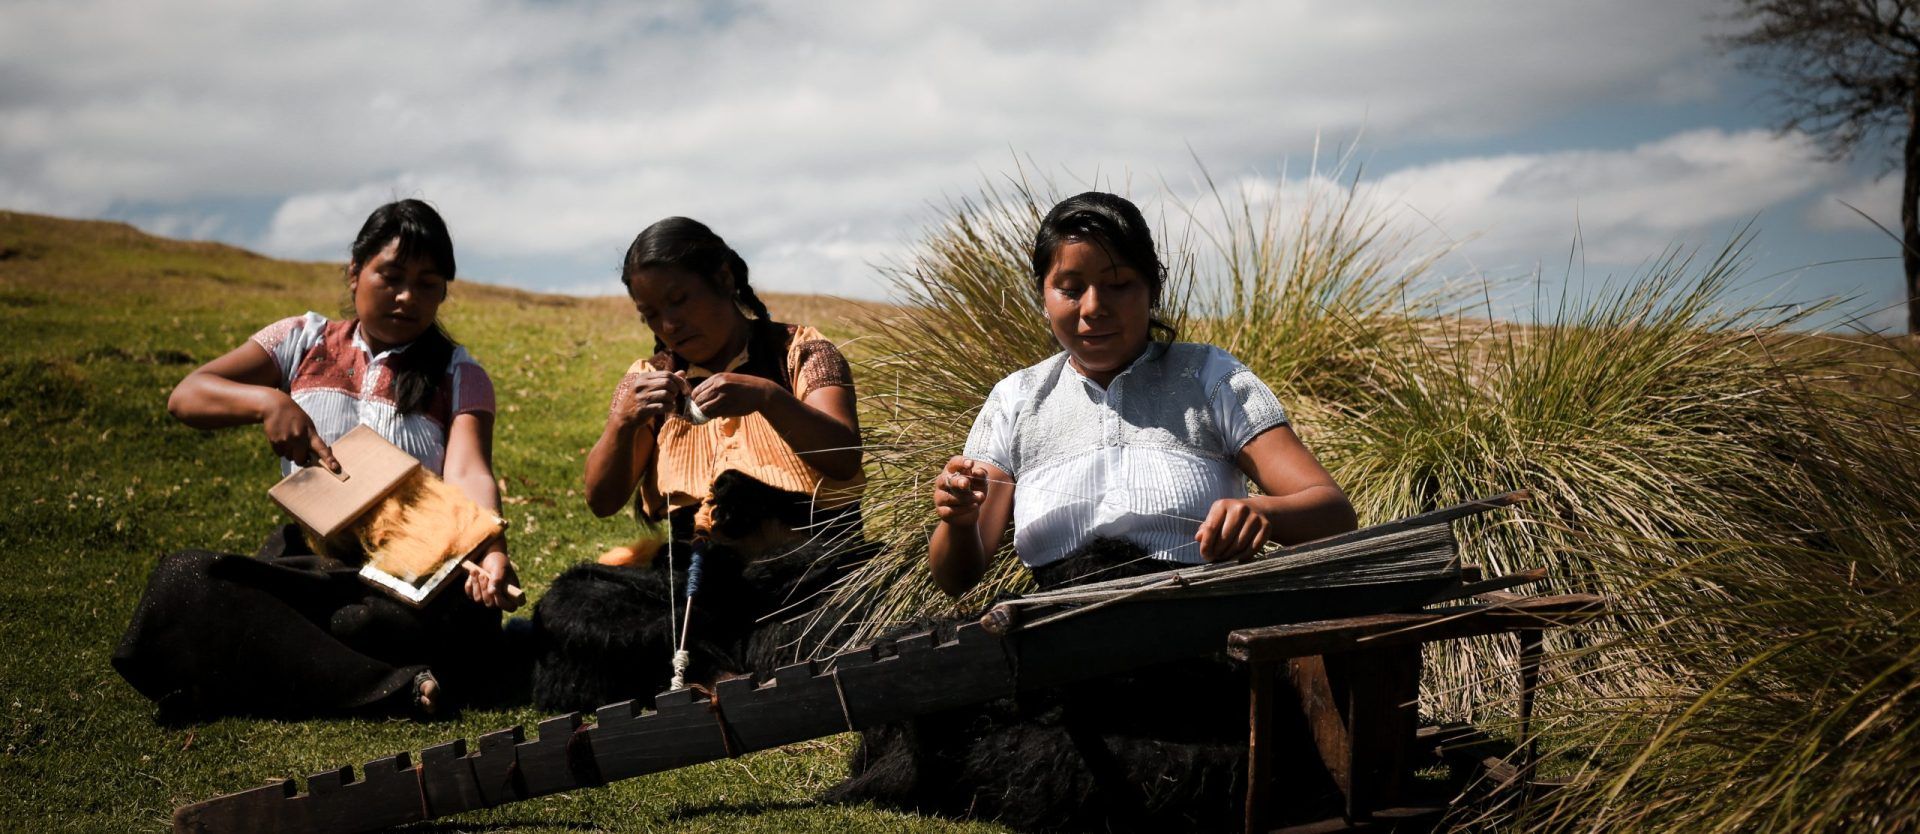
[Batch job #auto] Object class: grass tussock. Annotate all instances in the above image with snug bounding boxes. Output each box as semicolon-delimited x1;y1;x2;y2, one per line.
1320;239;1860;717
820;167;1920;832
1515;352;1920;832
9;180;1920;831
828;167;1455;642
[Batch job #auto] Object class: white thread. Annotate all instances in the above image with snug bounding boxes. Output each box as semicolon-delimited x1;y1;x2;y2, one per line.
665;533;680;687
681;396;712;425
670;650;692;691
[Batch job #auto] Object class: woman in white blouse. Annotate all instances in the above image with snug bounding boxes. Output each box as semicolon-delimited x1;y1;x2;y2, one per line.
832;192;1360;829
928;191;1356;595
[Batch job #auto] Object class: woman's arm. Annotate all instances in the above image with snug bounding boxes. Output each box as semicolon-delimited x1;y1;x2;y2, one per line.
584;370;683;517
928;457;1016;597
686;375;862;480
443;410;520;610
167;340;338;470
1195;425;1358;561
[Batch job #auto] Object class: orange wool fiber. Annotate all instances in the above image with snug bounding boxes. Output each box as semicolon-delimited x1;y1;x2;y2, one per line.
349;469;502;583
597;524;669;568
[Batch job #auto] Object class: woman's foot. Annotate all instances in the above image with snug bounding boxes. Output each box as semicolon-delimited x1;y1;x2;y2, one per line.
412;671;441;718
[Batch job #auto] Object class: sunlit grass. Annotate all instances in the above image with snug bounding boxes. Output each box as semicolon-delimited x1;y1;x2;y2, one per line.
9;186;1919;833
0;211;994;834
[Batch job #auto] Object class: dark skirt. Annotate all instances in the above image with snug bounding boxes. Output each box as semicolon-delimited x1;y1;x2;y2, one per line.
531;495;872;713
828;538;1313;832
111;525;503;721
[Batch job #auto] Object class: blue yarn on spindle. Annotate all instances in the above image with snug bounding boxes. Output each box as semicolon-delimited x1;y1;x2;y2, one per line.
683;547;706;599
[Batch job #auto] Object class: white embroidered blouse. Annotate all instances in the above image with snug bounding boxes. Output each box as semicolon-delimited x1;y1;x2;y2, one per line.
251;312;496;477
962;342;1290;567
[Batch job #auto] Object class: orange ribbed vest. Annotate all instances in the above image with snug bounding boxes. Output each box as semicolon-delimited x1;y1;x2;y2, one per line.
636;325;862;530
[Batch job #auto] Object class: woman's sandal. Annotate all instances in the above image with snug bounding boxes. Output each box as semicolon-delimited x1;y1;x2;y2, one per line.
412;671;441;718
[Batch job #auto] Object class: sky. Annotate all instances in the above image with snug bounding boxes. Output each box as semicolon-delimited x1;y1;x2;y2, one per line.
1;0;1902;330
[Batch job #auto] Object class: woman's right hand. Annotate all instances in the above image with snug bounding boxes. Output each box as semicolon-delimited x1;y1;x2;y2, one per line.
610;370;690;432
934;456;989;526
261;392;338;471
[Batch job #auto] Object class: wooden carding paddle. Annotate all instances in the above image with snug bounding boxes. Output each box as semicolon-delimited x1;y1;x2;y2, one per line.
268;425;521;608
267;425;419;539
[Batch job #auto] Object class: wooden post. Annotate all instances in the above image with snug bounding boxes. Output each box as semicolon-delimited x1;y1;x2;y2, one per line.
1515;627;1543;785
1336;646;1420;819
1246;660;1276;833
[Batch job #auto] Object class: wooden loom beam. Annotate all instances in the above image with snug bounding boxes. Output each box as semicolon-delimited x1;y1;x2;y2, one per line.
175;494;1529;834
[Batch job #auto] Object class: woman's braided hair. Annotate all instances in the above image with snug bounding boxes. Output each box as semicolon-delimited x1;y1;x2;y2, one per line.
620;217;769;355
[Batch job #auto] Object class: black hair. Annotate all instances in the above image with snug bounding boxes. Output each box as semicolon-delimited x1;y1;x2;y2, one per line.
347;198;459;415
1031;191;1177;344
620;217;771;355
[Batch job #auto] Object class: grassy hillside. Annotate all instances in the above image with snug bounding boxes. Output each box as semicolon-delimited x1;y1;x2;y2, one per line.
0;211;991;833
827;178;1920;833
11;201;1920;833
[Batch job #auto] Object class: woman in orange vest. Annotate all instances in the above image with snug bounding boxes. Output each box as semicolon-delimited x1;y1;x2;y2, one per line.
531;217;867;710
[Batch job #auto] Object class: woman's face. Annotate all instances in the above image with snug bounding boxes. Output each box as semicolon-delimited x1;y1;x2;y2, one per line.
1041;239;1152;386
628;266;748;367
350;237;447;352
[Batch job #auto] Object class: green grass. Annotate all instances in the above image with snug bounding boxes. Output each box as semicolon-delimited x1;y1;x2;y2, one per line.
9;190;1920;834
0;211;997;833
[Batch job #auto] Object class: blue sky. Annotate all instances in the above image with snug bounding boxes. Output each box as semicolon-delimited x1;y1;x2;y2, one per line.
1;1;1900;329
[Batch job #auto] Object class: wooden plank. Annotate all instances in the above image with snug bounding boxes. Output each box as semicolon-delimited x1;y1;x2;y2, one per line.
340;754;426;830
1287;656;1350;795
469;726;525;807
1017;578;1461;692
172;780;295;834
1337;647;1420;819
709;661;852;751
419;739;484;818
1265;491;1528;560
266;425;420;538
589;691;730;781
516;713;598;797
172;755;431;834
1421;567;1549;606
1245;661;1276;834
1227;594;1604;663
835;625;1016;727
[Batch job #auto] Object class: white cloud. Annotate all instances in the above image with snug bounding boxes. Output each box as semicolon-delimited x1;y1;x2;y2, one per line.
0;0;1767;298
1806;175;1901;233
1368;128;1842;268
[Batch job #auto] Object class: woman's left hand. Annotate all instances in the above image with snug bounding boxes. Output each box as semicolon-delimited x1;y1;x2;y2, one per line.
687;373;779;418
464;549;522;611
1196;498;1271;563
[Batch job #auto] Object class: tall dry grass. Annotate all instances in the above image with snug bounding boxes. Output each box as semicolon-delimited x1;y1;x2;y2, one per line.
822;162;1920;830
1319;240;1858;718
825;169;1450;639
1512;340;1920;832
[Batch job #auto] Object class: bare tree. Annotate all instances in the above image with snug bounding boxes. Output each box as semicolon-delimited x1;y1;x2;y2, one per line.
1723;0;1920;332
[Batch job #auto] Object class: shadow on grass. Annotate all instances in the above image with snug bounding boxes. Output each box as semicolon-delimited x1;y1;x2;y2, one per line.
398;821;601;832
668;798;823;820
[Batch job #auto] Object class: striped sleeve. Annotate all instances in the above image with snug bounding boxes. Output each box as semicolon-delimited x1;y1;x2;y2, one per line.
249;312;327;388
449;351;496;416
792;337;853;397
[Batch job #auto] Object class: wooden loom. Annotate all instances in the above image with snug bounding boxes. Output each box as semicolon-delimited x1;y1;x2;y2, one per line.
173;491;1591;834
